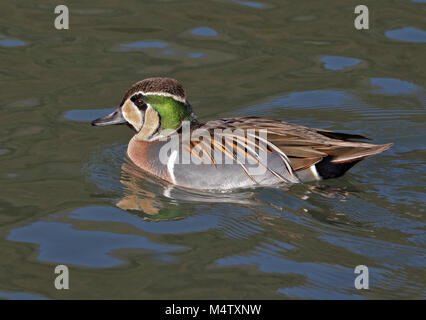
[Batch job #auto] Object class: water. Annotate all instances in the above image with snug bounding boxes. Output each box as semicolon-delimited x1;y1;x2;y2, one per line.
0;0;425;299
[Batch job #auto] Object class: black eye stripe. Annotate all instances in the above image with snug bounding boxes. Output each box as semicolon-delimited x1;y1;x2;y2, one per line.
130;93;141;101
130;93;147;110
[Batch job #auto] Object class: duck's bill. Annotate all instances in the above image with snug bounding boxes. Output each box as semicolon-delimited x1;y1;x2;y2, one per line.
91;108;126;126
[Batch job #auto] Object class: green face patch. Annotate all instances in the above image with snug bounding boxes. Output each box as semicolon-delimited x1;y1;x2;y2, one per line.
143;94;190;130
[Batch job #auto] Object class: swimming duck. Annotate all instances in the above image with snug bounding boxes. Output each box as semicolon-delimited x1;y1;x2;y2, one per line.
92;77;392;190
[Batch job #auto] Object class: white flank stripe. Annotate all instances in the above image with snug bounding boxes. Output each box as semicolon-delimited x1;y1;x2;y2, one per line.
310;165;321;180
167;150;178;184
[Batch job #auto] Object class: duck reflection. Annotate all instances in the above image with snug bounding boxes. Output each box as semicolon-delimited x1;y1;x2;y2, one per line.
116;156;356;222
116;158;262;219
116;161;163;215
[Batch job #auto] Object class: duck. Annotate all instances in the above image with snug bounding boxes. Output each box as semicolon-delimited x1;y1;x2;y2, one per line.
92;77;393;190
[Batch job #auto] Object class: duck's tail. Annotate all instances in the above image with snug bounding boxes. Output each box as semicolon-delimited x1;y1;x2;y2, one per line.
315;143;393;179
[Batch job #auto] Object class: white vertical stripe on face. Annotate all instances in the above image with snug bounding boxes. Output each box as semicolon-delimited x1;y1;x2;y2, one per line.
135;103;160;141
167;150;178;184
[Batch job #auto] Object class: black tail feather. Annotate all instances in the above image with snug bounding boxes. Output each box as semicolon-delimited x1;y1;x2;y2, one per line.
315;156;361;179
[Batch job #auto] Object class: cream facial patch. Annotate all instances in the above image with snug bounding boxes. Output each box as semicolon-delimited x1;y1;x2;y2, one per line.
122;99;143;131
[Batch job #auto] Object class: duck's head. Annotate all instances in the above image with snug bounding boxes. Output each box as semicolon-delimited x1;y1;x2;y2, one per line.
92;77;195;140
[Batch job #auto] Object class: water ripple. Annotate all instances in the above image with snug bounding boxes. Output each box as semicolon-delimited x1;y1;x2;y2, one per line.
371;78;424;96
7;221;183;268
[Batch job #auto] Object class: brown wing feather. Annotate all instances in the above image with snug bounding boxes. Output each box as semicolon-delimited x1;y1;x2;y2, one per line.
197;117;392;173
314;129;370;141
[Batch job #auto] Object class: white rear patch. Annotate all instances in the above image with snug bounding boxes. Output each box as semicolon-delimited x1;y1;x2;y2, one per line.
310;165;321;180
167;150;178;184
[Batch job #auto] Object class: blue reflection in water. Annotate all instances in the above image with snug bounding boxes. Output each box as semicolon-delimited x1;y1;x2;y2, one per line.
385;27;426;43
320;56;361;71
8;221;182;267
278;286;363;299
240;90;366;114
69;206;219;234
120;41;168;49
162;49;175;55
188;52;204;58
0;291;48;300
371;78;423;95
7;99;39;107
0;39;26;47
216;238;398;299
64;108;115;122
320;233;426;268
191;27;218;37
232;0;264;8
217;251;367;299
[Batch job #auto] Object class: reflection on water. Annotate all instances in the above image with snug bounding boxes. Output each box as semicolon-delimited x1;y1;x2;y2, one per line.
0;0;425;299
320;56;361;71
239;90;367;115
0;291;48;300
231;0;265;8
370;78;424;96
385;27;426;43
218;250;368;299
6;98;39;108
64;108;115;122
8;220;183;268
114;38;234;65
191;27;218;37
70;206;219;235
0;39;26;47
187;52;204;58
120;41;168;49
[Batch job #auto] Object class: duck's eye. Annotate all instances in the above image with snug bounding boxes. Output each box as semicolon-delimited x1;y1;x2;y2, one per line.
131;94;146;109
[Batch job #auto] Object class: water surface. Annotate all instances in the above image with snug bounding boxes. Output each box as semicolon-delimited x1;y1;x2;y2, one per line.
0;0;425;299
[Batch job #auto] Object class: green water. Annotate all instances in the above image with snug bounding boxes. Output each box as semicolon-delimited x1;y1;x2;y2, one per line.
0;0;425;299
